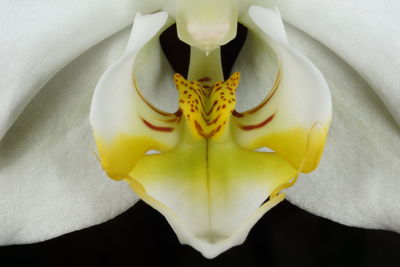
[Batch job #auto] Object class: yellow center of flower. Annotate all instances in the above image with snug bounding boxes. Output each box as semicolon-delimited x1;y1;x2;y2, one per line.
174;72;239;140
90;8;332;259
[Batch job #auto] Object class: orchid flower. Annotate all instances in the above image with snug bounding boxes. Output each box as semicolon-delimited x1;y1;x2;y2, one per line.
0;0;399;259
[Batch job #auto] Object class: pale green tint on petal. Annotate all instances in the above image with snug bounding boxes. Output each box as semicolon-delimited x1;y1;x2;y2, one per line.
283;24;400;233
176;0;238;53
174;0;279;53
130;141;296;258
187;47;224;83
0;27;137;245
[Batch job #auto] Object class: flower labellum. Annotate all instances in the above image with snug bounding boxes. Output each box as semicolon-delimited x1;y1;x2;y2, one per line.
90;2;332;259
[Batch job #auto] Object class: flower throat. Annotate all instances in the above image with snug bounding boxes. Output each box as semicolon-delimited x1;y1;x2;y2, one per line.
174;72;240;140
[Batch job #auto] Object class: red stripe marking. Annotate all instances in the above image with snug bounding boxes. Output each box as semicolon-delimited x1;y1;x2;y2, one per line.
207;115;221;126
245;68;281;115
247;86;278;115
133;77;176;117
142;118;174;132
240;114;275;131
206;100;219;116
194;120;203;132
198;77;211;82
232;110;244;118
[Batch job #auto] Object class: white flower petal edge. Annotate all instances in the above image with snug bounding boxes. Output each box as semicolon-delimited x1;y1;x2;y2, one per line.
0;0;167;141
90;8;331;258
235;6;332;174
283;23;400;233
0;27;137;245
277;0;400;125
276;0;400;233
90;12;179;181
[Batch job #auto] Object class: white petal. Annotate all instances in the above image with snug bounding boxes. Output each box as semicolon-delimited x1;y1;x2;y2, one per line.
277;0;400;125
0;0;167;141
284;23;400;232
232;15;279;112
0;27;137;245
90;11;174;140
233;6;331;173
90;12;180;181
